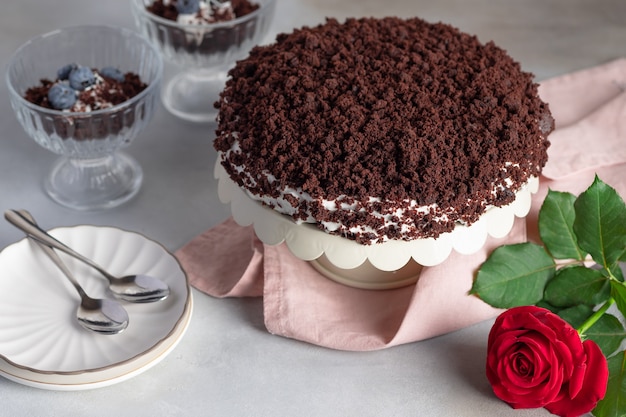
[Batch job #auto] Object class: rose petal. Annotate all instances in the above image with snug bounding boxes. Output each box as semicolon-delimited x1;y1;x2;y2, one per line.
506;308;586;393
544;314;586;380
517;336;551;376
489;339;562;406
545;340;608;417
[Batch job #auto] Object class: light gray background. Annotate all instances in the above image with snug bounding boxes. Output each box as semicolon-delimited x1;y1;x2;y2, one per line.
1;1;624;416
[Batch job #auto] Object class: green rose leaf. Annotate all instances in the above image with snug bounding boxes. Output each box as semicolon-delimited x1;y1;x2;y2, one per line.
539;189;585;260
573;176;626;269
536;300;562;314
585;314;626;357
611;281;626;321
471;243;555;308
557;304;593;328
543;265;610;307
593;351;626;417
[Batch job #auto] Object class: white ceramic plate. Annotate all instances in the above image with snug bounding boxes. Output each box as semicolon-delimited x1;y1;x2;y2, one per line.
0;225;192;390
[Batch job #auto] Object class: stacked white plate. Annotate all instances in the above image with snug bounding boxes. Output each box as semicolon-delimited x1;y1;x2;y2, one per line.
0;225;192;390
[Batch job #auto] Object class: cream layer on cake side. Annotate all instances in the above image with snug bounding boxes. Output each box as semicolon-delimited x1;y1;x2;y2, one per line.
215;159;538;270
218;146;536;244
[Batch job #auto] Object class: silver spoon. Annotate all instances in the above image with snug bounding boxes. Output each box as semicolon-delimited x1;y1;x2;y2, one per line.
5;209;170;303
20;212;129;334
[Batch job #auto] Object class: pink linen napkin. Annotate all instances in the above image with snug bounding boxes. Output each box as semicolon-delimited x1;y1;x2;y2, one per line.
176;58;626;351
527;58;626;238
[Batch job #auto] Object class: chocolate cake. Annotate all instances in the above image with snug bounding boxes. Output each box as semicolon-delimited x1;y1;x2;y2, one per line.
214;17;554;244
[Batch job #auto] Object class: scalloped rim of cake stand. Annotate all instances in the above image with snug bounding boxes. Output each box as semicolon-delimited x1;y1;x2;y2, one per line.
215;160;538;272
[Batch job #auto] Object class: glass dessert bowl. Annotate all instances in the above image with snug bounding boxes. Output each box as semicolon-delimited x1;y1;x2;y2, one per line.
6;25;162;211
131;0;277;123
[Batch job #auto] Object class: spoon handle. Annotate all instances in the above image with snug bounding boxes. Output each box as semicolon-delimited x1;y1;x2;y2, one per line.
30;232;90;301
4;209;111;280
15;211;89;303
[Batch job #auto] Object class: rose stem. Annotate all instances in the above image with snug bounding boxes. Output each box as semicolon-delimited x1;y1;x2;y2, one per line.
577;297;615;337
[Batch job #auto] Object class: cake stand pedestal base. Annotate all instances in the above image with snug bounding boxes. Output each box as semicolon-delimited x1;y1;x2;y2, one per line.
309;254;423;290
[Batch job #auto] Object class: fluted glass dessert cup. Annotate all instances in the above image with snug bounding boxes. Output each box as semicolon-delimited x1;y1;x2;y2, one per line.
6;25;163;211
131;0;277;123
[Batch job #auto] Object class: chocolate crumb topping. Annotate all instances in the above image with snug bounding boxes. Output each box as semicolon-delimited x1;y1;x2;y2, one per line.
214;17;553;244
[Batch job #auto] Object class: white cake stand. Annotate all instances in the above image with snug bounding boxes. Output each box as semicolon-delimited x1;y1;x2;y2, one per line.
215;161;538;289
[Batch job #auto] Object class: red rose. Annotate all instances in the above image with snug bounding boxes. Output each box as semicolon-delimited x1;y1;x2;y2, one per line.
486;306;608;417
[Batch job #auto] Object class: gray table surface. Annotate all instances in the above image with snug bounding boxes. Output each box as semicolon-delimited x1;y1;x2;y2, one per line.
1;1;624;416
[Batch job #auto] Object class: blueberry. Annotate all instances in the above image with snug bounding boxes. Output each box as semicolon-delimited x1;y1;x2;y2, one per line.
57;63;77;80
100;66;125;82
176;0;200;14
68;66;96;90
47;83;77;110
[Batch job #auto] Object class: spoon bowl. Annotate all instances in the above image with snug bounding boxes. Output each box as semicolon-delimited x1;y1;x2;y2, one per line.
109;274;171;303
76;293;130;334
5;209;170;303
